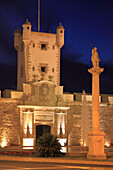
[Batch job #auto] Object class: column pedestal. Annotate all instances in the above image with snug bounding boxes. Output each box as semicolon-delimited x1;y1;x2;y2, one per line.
87;131;106;159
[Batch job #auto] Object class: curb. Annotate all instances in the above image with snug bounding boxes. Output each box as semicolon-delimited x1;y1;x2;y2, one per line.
0;156;113;166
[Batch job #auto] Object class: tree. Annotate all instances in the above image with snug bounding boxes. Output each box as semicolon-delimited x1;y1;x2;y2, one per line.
35;133;62;157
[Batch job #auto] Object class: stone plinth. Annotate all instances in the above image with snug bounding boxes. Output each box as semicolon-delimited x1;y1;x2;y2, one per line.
87;66;106;160
87;131;106;159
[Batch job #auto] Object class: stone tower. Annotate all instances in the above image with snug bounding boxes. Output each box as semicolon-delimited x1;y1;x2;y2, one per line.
14;19;64;91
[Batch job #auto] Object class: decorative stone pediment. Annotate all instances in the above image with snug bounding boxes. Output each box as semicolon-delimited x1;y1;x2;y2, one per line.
22;81;64;106
32;81;56;103
22;81;56;106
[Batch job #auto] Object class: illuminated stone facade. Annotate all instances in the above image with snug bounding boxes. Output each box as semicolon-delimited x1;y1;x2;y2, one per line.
0;89;113;149
0;20;113;150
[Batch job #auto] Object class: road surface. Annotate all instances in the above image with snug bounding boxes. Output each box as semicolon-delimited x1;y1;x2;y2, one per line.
0;160;113;170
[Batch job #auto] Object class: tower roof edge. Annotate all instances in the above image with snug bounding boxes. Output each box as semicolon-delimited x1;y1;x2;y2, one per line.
56;23;64;30
14;26;21;34
23;19;31;25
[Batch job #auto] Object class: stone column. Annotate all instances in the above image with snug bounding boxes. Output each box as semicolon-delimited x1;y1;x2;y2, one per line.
87;67;106;160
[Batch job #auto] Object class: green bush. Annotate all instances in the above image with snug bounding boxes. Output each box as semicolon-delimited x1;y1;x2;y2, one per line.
35;133;62;157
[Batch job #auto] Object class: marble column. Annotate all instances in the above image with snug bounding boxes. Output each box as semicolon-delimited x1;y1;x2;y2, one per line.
87;66;106;159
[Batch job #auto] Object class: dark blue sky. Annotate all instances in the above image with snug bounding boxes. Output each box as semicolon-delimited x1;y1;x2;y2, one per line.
0;0;113;93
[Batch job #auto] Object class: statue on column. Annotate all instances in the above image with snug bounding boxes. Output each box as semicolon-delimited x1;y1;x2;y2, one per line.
91;47;100;67
88;47;106;160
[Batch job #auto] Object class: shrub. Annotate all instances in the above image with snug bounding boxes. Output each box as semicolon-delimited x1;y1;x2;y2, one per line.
35;133;62;157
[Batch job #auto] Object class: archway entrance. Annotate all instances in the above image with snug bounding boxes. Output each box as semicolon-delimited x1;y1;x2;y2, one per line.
36;125;51;141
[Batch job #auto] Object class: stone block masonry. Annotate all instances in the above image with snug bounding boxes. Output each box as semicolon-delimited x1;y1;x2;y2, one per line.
0;99;20;146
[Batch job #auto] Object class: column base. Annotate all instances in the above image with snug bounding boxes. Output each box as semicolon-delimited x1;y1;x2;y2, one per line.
87;154;106;160
87;131;106;160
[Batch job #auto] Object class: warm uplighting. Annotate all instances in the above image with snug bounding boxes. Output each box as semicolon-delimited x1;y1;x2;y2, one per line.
29;123;32;134
23;147;33;149
23;138;34;147
24;113;33;135
57;112;65;135
80;141;86;146
84;143;86;147
105;142;110;147
24;124;32;135
1;140;7;148
80;141;83;145
58;138;67;153
24;129;27;134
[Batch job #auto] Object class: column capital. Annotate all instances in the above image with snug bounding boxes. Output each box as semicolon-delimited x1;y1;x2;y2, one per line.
88;67;104;75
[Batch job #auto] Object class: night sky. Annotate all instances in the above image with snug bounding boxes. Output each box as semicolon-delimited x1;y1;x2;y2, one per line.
0;0;113;94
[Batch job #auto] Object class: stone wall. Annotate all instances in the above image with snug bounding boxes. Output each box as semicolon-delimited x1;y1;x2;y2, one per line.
67;103;82;145
0;99;20;146
67;101;113;146
100;104;113;145
0;92;113;148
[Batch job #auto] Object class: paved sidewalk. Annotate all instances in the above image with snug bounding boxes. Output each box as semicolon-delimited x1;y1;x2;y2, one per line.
0;156;113;166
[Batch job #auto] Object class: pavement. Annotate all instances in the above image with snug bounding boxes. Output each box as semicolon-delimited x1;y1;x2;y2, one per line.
0;156;113;166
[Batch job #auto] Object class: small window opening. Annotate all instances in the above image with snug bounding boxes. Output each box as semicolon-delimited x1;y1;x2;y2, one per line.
27;27;29;29
41;67;46;72
52;68;54;72
60;30;63;33
32;66;35;71
41;44;46;50
33;43;35;48
53;45;54;49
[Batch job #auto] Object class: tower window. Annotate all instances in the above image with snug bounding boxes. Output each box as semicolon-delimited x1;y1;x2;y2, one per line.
53;45;54;49
27;27;29;29
41;44;46;50
33;43;35;48
52;68;54;72
60;30;63;33
32;66;35;71
39;63;48;74
41;67;46;72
